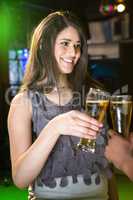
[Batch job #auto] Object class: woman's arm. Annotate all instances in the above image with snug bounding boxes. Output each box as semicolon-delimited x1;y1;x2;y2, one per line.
8;92;102;189
8;93;60;189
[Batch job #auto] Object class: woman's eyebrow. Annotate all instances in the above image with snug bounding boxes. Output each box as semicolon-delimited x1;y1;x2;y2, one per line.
59;38;81;43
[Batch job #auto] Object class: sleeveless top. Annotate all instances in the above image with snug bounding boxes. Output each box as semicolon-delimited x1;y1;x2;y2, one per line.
28;90;112;189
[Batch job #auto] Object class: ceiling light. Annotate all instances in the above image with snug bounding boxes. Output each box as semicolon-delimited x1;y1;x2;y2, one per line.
99;0;127;16
115;1;126;13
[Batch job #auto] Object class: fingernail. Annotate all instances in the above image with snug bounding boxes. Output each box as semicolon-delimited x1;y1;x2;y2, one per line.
99;123;103;127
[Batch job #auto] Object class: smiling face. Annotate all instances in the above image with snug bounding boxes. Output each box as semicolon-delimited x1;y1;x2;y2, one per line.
54;26;81;74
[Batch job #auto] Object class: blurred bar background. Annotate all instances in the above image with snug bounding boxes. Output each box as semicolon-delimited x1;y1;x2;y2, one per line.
0;0;133;199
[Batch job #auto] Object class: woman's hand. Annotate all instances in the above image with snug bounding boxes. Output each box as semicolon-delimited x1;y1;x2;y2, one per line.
49;110;103;139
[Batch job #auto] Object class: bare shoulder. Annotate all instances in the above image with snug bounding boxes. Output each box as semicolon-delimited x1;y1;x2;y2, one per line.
11;91;30;106
10;91;32;116
8;91;32;127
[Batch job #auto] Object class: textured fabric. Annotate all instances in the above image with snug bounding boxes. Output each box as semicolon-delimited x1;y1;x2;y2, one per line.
28;90;112;196
28;174;108;200
34;174;108;200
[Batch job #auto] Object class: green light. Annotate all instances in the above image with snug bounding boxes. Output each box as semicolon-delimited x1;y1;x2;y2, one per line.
0;2;19;51
0;2;11;50
17;50;23;54
104;5;109;12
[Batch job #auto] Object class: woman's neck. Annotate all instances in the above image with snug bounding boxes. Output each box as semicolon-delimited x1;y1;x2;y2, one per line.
45;74;73;106
55;74;70;90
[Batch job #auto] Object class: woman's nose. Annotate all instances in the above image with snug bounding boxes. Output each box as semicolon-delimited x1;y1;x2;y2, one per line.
68;45;76;57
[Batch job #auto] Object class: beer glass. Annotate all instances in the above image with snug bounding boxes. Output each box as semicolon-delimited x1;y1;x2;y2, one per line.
110;95;132;138
77;88;110;153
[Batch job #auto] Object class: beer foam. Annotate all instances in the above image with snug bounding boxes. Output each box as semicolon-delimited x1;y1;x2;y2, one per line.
111;101;132;104
86;100;109;103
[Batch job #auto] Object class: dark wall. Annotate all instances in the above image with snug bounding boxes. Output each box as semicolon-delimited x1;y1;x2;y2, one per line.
119;40;133;95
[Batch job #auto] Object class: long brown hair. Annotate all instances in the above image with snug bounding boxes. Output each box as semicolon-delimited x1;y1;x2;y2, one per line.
21;11;98;93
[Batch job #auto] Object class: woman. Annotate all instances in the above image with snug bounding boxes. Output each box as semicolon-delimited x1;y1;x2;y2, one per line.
8;11;118;200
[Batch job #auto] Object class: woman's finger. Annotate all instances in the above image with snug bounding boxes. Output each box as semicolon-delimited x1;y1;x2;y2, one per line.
75;118;100;131
71;110;103;127
72;125;97;139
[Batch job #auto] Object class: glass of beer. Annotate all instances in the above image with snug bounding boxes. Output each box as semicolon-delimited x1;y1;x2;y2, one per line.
110;95;132;138
77;88;110;153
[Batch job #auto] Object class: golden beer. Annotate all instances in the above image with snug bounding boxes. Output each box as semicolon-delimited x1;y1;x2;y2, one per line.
78;100;109;152
110;100;132;137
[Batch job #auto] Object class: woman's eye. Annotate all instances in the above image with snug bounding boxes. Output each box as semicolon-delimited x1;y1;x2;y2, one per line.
75;44;81;49
61;42;69;47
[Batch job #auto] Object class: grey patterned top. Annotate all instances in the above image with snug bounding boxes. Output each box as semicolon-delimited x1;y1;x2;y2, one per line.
28;90;112;189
